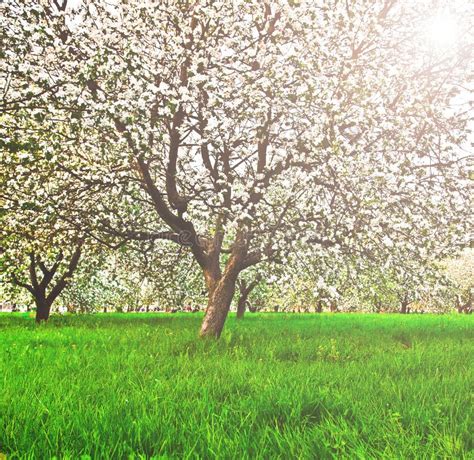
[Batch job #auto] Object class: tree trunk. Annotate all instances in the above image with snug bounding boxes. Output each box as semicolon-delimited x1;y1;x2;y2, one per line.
467;293;473;314
457;293;473;314
236;294;247;319
236;277;260;320
316;301;323;313
200;275;237;338
13;245;83;323
374;299;382;313
400;302;408;314
35;297;52;322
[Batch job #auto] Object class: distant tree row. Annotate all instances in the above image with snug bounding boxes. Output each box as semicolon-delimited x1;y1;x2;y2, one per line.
1;245;472;317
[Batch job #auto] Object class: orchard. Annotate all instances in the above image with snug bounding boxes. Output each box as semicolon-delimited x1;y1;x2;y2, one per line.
0;1;473;457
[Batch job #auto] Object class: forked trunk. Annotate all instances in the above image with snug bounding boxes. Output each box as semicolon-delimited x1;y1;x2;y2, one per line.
236;277;260;319
200;276;237;338
13;246;83;323
400;302;409;314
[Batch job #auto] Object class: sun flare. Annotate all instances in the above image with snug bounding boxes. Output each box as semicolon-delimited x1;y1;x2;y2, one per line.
426;12;460;49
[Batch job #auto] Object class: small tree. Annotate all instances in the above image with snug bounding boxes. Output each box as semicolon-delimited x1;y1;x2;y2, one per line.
0;117;88;321
236;271;262;319
0;234;83;321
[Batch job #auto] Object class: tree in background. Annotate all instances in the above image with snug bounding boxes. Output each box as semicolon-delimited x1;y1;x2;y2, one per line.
0;230;84;321
0;134;87;321
236;269;263;319
443;249;474;314
59;250;139;314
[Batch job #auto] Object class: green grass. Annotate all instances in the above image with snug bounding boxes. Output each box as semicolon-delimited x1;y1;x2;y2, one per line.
0;313;472;459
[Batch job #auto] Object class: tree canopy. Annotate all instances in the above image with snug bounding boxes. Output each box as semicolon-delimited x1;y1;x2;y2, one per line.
1;0;473;333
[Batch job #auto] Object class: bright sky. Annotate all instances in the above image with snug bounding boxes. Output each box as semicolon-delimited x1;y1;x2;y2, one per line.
63;0;473;148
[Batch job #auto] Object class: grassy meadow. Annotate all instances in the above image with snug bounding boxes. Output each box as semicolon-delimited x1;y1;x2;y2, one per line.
0;313;472;459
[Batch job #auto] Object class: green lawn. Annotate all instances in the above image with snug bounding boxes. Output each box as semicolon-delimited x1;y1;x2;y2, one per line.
0;313;472;459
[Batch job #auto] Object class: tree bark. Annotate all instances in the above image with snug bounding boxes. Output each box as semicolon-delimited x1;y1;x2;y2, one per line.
235;277;259;320
200;275;237;338
236;295;247;319
35;297;52;322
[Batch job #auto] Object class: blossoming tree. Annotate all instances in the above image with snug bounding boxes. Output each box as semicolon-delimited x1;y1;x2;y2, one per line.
1;0;472;335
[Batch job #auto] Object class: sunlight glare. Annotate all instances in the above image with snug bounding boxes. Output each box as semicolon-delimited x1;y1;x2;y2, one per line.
426;12;459;50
